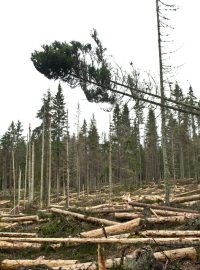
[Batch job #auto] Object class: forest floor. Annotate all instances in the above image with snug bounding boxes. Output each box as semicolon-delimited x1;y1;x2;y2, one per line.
1;180;200;269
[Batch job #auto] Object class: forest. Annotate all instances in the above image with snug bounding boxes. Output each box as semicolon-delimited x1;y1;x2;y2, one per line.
1;0;200;269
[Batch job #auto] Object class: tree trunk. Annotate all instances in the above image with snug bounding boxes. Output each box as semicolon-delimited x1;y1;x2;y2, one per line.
40;118;45;209
140;230;200;237
0;232;37;237
47;118;52;208
129;201;199;214
12;148;16;215
0;259;77;270
171;194;200;204
17;168;21;206
80;218;141;238
2;237;200;246
50;208;118;226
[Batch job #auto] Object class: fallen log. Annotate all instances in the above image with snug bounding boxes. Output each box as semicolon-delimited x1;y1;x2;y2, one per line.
153;247;197;262
0;215;39;222
50;208;118;226
0;258;78;270
89;207;133;214
140;230;200;237
150;209;199;217
114;212;144;220
145;215;195;224
81;218;141;238
0;232;37;237
171;194;200;204
0;241;41;250
50;247;197;270
175;189;200;198
129;201;199;214
2;236;200;245
0;222;18;229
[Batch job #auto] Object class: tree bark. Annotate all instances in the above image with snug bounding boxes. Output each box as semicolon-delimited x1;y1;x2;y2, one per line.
0;215;39;222
114;212;144;220
1;236;200;245
50;208;118;226
0;232;37;237
129;201;199;213
0;241;41;250
140;230;200;237
0;259;78;270
171;194;200;204
80;218;141;238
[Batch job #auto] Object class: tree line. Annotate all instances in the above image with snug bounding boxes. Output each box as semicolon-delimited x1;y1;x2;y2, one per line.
0;82;200;206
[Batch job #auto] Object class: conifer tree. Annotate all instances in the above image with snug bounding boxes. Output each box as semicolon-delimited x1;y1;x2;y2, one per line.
145;109;160;182
88;114;99;190
52;83;67;199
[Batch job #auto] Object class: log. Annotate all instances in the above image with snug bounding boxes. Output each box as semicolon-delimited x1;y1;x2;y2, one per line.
0;215;39;222
140;230;200;237
0;241;41;250
0;222;18;229
175;188;200;198
0;232;37;237
153;247;197;262
129;201;199;213
150;209;199;217
171;194;200;204
114;212;144;220
89;207;132;214
0;259;78;270
3;236;200;245
80;218;141;238
50;208;118;226
145;216;193;224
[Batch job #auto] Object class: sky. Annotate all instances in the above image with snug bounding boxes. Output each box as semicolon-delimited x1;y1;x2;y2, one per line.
0;0;200;136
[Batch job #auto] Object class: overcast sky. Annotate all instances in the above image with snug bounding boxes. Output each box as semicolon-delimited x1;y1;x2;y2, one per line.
0;0;200;136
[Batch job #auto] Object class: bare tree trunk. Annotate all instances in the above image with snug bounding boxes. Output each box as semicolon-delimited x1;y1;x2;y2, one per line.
17;168;21;206
30;141;35;202
28;125;32;203
47;118;52;208
76;104;80;198
108;114;112;205
156;0;170;204
12;149;16;215
66;112;70;208
24;135;28;207
40;119;45;209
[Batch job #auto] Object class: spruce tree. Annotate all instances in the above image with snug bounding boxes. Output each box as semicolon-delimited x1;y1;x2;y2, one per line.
52;83;67;199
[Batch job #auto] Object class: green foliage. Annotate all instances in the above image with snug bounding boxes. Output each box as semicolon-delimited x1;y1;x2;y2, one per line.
31;30;117;104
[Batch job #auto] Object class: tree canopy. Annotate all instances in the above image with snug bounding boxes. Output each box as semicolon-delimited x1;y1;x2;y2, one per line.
31;30;118;104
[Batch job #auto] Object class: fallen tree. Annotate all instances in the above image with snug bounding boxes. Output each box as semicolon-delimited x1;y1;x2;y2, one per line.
81;218;141;238
171;194;200;204
50;208;118;226
140;230;200;237
0;241;41;250
0;258;78;269
0;232;37;237
0;215;39;222
129;201;199;214
1;236;200;245
175;189;200;198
